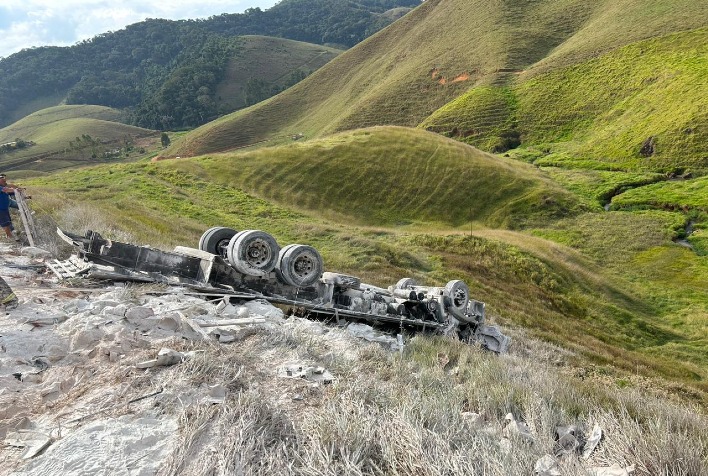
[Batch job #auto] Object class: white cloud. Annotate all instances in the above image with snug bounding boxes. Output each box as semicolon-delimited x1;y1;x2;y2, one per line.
0;19;59;57
0;0;279;58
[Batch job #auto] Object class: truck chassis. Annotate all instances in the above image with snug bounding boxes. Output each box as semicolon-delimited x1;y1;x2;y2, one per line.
53;227;510;353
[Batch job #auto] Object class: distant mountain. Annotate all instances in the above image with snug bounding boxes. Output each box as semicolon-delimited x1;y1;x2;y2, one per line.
0;0;419;129
167;0;707;175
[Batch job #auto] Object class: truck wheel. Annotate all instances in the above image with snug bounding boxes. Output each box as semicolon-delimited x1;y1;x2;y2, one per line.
199;227;238;257
276;244;323;287
395;278;416;289
274;244;296;283
445;280;470;313
227;230;280;277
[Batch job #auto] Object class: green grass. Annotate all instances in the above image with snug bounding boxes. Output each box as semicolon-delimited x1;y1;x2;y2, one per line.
529;210;707;374
419;87;519;151
610;175;708;211
164;0;707;160
530;211;687;265
165;126;585;229
516;28;708;173
540;167;666;209
523;0;708;76
423;28;708;174
0;105;157;174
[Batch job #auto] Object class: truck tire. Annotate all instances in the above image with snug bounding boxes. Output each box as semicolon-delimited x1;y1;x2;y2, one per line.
445;280;470;313
227;230;280;277
395;278;416;289
275;244;323;287
199;227;238;257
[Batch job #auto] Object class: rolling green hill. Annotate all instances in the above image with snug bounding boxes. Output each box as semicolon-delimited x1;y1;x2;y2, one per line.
163;126;585;228
0;105;156;173
424;28;708;174
164;0;708;163
0;105;124;142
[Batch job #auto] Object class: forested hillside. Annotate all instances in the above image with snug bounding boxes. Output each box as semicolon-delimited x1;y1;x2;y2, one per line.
0;0;419;129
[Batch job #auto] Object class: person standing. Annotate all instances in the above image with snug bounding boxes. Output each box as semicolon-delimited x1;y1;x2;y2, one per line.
0;174;20;242
1;173;22;310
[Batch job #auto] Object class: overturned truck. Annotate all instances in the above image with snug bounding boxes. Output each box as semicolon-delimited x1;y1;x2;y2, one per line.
54;227;510;353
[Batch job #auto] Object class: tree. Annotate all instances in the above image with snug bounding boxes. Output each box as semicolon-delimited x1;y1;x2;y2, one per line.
161;132;171;148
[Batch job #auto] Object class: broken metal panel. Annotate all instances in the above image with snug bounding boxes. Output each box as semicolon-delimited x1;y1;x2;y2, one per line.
87;239;203;279
474;324;511;354
173;246;245;289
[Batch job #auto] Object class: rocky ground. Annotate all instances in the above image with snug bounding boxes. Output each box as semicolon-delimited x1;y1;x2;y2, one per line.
1;239;704;476
0;240;401;475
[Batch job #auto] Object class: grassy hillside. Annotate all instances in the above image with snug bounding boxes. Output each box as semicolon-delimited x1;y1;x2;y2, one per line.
610;176;708;211
524;0;708;77
23;126;708;396
424;29;707;173
215;36;342;112
0;105;125;143
166;127;584;229
0;105;156;174
485;27;707;168
164;0;707;158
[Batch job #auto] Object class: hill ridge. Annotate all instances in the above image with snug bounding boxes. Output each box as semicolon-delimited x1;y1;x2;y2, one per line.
165;0;707;159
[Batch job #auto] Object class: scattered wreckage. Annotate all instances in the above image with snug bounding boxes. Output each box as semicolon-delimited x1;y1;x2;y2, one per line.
50;227;510;353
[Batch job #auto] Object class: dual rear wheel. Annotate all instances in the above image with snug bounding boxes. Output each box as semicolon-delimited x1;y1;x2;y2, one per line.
198;227;322;286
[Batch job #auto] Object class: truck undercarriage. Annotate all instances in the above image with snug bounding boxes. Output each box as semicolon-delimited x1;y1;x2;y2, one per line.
52;227;510;353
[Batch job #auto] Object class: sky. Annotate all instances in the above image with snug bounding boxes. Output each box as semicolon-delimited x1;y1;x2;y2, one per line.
0;0;281;59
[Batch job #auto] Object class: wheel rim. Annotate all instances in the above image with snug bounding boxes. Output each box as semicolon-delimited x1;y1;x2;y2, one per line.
292;254;316;279
451;288;467;308
276;244;323;286
445;280;469;311
227;230;280;276
199;227;237;257
245;239;272;267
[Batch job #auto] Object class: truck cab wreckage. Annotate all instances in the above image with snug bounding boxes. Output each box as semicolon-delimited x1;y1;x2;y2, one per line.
52;227;510;353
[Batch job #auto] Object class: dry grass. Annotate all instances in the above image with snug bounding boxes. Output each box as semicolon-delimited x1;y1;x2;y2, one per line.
150;323;708;476
5;296;704;475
